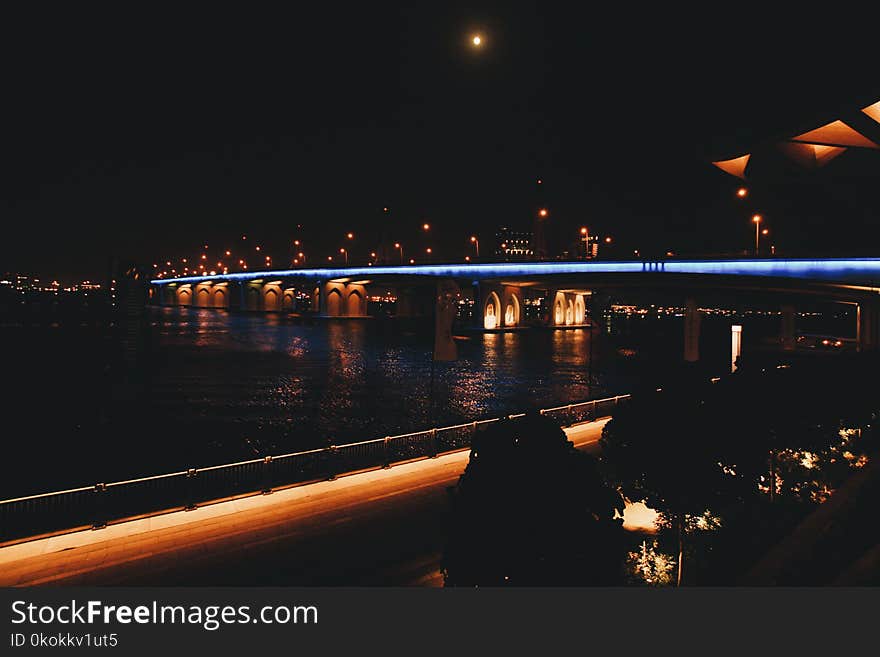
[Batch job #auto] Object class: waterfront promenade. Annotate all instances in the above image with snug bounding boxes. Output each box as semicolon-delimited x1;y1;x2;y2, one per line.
0;418;653;586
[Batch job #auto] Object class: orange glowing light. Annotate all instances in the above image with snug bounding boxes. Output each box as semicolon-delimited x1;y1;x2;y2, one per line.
752;214;762;223
394;242;401;248
225;250;231;256
762;228;769;235
538;208;549;218
737;187;748;198
712;154;751;179
605;237;612;243
347;233;354;239
472;35;482;46
422;223;430;231
426;247;432;254
580;227;587;235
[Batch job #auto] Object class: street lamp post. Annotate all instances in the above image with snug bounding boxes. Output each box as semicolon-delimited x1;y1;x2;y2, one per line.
394;242;404;264
752;214;762;256
470;236;479;259
339;248;348;265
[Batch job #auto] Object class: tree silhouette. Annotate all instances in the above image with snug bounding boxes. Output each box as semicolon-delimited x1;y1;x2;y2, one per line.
600;383;729;586
442;412;626;586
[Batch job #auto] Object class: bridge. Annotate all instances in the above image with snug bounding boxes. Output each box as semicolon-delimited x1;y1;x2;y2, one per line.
150;257;880;352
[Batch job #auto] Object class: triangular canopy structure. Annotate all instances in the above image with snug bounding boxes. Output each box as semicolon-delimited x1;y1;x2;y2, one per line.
712;99;880;179
791;120;878;149
863;101;880;124
711;153;751;179
777;143;847;169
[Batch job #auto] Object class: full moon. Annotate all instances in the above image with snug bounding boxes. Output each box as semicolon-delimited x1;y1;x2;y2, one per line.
472;35;482;46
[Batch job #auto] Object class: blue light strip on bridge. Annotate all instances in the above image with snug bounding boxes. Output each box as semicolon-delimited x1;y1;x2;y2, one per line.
151;258;880;286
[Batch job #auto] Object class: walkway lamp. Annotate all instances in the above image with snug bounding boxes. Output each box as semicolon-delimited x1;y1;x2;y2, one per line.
752;214;762;256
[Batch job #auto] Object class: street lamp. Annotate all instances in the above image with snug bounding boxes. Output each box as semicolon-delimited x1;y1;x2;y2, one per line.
339;247;348;265
752;214;762;256
538;208;549;218
737;187;748;198
394;242;404;263
347;232;354;240
580;227;589;258
470;235;479;258
422;223;430;232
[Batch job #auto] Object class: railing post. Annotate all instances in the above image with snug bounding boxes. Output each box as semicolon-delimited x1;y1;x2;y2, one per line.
382;437;391;469
327;445;337;481
92;483;107;530
185;469;198;511
261;456;273;494
430;429;439;458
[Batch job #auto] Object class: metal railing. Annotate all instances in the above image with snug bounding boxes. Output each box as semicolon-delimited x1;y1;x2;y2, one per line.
0;394;629;544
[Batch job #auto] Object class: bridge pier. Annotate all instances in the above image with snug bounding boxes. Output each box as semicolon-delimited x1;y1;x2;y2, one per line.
857;300;879;352
780;304;796;351
474;283;524;329
314;280;368;317
548;290;587;327
683;297;702;362
395;286;433;318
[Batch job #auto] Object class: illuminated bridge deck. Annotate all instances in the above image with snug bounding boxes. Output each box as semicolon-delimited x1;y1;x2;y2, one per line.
151;258;880;288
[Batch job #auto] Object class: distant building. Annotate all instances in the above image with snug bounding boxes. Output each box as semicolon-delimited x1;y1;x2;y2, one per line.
494;227;533;260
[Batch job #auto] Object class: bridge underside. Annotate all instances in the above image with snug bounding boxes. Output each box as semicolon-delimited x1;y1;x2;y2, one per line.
150;270;880;351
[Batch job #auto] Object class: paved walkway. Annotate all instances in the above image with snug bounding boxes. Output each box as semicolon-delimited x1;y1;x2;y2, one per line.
0;418;655;586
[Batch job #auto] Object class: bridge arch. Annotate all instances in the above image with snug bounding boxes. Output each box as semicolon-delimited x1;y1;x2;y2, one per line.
574;294;585;325
195;287;211;308
264;288;280;312
347;289;366;316
282;289;295;311
565;298;574;325
326;288;343;317
176;287;192;306
484;291;501;330
212;287;227;308
553;293;565;325
503;291;521;327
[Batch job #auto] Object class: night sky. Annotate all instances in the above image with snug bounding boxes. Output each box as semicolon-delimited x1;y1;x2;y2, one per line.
3;5;879;282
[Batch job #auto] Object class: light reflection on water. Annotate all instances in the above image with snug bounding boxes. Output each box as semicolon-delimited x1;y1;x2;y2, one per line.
150;306;616;462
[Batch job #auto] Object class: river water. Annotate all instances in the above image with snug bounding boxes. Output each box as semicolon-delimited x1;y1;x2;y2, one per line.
0;304;846;497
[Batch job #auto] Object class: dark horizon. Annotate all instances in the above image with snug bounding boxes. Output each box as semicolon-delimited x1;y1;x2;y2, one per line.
3;5;879;282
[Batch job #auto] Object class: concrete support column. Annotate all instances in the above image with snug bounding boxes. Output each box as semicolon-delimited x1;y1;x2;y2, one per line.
780;304;796;351
227;281;246;311
174;284;192;307
684;297;702;362
857;300;880;352
470;282;483;327
477;282;522;329
318;281;369;317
